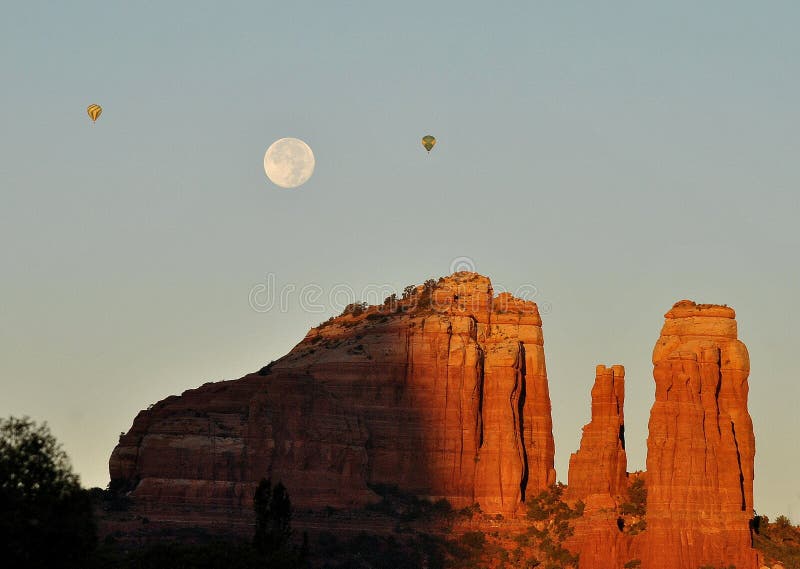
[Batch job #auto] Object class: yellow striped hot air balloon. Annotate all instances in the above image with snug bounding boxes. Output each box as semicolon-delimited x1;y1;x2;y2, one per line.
87;104;102;123
421;135;436;153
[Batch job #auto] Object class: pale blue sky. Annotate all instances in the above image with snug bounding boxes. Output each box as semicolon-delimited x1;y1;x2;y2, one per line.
1;1;798;520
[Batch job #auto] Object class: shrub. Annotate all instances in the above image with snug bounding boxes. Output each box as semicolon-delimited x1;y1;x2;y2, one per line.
628;519;647;534
432;498;454;516
523;483;582;568
459;531;486;551
620;477;647;516
258;361;276;375
341;302;367;317
752;512;800;568
526;483;581;523
366;484;456;523
458;503;482;517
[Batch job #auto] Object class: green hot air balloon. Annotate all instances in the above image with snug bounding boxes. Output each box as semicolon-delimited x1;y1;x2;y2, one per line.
421;135;436;153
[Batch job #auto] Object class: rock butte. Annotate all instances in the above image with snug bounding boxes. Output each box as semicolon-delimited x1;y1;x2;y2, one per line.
563;300;760;569
640;299;758;569
110;272;556;525
565;364;632;568
109;277;761;568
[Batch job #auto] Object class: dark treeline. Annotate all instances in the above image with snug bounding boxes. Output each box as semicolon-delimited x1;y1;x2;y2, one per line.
4;416;799;569
90;479;308;569
1;417;307;569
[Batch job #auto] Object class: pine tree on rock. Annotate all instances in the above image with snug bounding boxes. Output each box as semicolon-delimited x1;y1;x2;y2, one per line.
253;478;293;556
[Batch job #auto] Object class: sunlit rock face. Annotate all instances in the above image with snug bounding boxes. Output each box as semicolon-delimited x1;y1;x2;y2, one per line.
564;303;761;569
564;364;632;569
109;272;557;527
640;300;759;569
566;364;627;507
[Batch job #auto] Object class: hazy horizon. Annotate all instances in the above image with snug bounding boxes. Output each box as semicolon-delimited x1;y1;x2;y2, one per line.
2;1;798;521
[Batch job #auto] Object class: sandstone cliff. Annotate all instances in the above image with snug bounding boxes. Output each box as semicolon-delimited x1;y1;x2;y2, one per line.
566;364;627;506
108;285;764;569
640;300;759;569
565;364;632;568
109;272;557;525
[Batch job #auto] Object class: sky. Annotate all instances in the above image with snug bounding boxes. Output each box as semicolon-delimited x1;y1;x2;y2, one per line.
1;1;798;521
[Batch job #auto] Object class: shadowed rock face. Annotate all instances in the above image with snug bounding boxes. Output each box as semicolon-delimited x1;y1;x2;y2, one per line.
109;272;556;526
641;300;759;569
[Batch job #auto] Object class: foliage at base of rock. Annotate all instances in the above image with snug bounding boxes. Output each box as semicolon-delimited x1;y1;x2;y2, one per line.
619;475;647;534
524;483;582;568
752;515;800;569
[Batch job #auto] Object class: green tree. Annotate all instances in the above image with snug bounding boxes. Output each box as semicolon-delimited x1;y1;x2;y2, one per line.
253;478;293;556
0;416;96;568
620;477;647;516
524;484;581;568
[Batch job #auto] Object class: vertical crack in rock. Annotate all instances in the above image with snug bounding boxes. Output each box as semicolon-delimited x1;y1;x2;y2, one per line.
715;371;723;436
443;321;451;473
517;342;529;502
730;420;746;511
455;324;465;482
475;346;485;451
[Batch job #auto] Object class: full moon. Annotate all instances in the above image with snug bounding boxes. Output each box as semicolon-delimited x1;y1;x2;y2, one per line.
263;138;315;188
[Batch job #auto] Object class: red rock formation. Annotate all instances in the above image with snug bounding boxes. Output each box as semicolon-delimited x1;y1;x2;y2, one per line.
565;364;631;568
640;300;759;569
108;290;764;569
109;273;556;528
566;364;627;506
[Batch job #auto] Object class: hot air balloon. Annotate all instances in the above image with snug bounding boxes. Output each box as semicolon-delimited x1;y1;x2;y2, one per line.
87;104;102;123
421;135;436;153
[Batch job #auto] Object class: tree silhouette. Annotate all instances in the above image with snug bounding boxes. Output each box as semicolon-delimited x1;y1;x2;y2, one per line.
253;478;293;556
0;416;96;569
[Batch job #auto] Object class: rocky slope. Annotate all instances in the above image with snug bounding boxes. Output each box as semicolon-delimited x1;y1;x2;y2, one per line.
109;272;557;526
